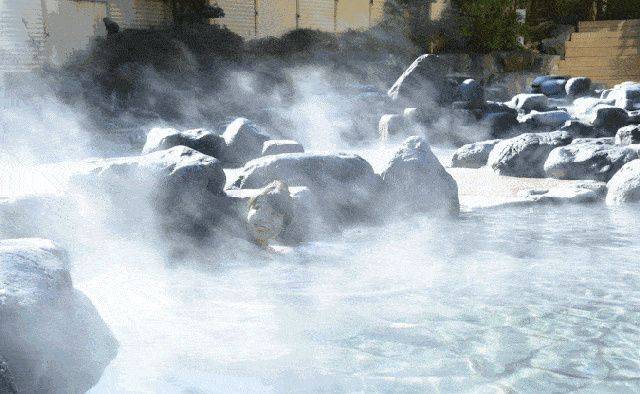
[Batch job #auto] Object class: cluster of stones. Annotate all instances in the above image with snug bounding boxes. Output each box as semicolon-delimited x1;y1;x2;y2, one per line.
0;111;460;390
450;77;640;205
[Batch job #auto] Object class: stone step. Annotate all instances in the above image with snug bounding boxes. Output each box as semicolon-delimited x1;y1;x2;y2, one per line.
556;67;640;79
565;45;640;57
579;19;640;31
558;55;640;68
572;30;640;39
567;37;640;48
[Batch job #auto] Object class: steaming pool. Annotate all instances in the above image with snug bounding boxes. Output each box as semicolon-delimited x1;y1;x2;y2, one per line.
80;201;640;393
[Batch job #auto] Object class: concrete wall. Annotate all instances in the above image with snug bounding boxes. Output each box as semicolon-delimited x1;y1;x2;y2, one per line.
214;0;388;40
43;0;107;66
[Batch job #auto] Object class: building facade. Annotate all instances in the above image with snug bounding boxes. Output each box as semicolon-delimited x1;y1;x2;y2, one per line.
0;0;393;72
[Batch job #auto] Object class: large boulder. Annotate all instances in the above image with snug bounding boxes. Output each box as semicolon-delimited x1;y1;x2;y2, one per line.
566;77;592;97
142;127;225;158
531;75;568;96
603;82;640;110
232;153;383;225
606;159;640;204
220;118;271;166
589;105;629;132
451;139;501;168
380;136;459;215
544;142;640;181
387;54;447;106
70;146;226;201
67;146;234;242
488;131;574;177
262;140;304;156
521;110;571;128
539;25;574;56
615;125;640;145
0;238;118;393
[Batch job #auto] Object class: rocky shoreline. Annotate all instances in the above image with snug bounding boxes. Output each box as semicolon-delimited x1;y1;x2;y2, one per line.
2;52;640;391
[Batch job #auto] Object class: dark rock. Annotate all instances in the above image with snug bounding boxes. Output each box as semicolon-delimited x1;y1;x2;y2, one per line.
483;112;519;139
380;136;459;215
589;105;629;133
539;25;574;56
606;159;640;204
451;139;501;168
560;120;598;137
488;131;574;177
615;125;640;145
0;357;16;394
388;54;447;107
544;142;640;181
566;77;592;97
142;127;225;158
531;75;568;96
262;140;304;156
458;79;484;106
0;239;118;393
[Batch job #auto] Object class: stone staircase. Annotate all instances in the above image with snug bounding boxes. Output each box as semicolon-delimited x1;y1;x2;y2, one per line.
557;19;640;87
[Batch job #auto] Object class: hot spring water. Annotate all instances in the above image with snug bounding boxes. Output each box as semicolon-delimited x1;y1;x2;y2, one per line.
80;200;640;392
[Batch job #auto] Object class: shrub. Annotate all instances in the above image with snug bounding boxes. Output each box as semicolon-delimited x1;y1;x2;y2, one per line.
456;0;522;53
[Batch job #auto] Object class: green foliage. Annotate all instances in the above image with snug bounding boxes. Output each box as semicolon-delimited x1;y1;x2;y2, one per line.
456;0;523;53
603;0;640;20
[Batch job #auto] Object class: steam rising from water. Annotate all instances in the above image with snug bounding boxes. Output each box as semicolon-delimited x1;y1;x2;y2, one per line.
1;27;639;393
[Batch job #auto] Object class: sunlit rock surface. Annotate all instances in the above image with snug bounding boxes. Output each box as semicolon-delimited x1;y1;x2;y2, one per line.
381;136;459;215
142;127;225;158
606;159;640;205
232;152;382;225
544;142;640;181
220;118;271;166
452;139;501;168
0;239;117;393
488;131;574;178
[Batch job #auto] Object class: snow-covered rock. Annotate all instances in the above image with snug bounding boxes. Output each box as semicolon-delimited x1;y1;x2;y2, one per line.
544;142;640;181
507;93;549;113
606;159;640;204
142;127;225;158
262;140;304;156
220;118;271;166
565;77;591;97
380;136;459;215
615;125;640;145
451;139;501;168
488;131;574;177
0;238;118;393
232;152;383;225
